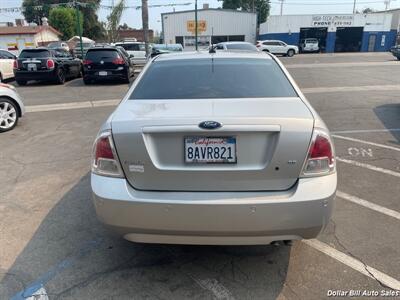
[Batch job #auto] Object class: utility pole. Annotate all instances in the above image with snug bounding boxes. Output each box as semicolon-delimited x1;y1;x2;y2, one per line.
141;0;150;56
384;0;391;10
74;0;83;56
352;0;356;14
280;0;284;16
195;0;198;51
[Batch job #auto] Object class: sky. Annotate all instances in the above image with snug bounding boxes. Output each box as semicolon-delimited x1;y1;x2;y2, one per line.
1;0;400;32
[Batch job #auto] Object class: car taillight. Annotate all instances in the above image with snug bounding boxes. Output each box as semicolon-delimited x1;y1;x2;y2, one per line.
83;59;93;65
13;60;18;69
92;131;124;177
301;128;335;176
46;59;55;69
112;57;125;65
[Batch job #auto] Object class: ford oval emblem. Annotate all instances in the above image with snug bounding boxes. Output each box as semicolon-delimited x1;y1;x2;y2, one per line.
199;121;222;130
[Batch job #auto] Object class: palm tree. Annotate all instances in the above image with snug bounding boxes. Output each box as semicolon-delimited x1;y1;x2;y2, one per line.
141;0;150;55
107;0;125;43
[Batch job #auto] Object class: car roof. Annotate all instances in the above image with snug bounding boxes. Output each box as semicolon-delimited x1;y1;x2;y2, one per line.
218;41;253;45
154;51;272;62
115;41;144;44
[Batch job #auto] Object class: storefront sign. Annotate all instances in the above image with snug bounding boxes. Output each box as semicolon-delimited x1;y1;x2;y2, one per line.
187;20;207;34
312;15;353;27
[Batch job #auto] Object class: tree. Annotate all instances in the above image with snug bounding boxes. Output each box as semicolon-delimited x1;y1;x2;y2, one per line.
49;7;82;40
22;0;105;40
106;0;125;43
142;0;150;55
219;0;270;25
118;23;132;30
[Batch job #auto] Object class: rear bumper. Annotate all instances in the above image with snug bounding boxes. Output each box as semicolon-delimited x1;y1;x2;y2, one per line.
91;173;336;245
14;69;56;81
84;68;127;81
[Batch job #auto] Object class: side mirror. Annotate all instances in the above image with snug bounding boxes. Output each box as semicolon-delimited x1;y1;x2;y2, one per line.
129;54;134;58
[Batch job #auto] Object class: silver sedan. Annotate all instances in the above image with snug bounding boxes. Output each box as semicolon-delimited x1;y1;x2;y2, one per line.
91;51;337;245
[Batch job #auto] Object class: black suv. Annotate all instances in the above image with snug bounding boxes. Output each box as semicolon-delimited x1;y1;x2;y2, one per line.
83;46;134;84
14;48;82;86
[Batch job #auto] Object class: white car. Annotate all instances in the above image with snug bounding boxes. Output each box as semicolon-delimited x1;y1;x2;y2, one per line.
0;49;16;81
114;42;148;65
300;38;319;53
256;40;299;57
0;83;25;132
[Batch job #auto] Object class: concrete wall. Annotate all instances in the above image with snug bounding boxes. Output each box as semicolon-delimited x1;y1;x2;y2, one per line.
162;9;257;45
0;29;59;55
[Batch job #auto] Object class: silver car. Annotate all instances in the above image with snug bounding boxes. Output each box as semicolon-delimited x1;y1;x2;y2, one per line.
91;52;336;245
0;83;25;132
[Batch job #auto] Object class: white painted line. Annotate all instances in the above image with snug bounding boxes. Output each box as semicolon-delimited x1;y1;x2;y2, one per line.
25;287;49;300
336;157;400;178
332;129;400;134
25;99;120;113
333;135;400;152
336;191;400;221
287;61;400;69
303;239;400;290
302;84;400;94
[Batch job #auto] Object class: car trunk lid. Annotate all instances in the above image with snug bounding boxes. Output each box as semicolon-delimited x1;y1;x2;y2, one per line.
111;98;314;192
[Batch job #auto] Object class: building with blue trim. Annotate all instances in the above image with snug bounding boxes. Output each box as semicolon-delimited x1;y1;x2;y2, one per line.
259;14;397;53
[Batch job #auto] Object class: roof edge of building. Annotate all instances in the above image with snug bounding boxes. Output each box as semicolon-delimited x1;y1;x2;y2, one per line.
162;8;257;16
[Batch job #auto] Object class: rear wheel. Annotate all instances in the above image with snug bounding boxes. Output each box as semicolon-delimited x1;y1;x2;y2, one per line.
56;68;65;84
397;56;400;61
16;80;27;86
123;70;130;84
83;77;91;85
0;98;19;132
286;49;295;57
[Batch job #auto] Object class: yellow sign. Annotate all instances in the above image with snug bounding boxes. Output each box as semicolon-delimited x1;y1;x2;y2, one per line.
187;20;207;34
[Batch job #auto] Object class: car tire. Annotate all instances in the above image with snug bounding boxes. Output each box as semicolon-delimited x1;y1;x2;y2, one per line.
0;98;19;133
123;71;130;84
56;68;65;84
397;57;400;61
16;80;27;86
78;66;83;78
83;77;91;85
287;49;295;57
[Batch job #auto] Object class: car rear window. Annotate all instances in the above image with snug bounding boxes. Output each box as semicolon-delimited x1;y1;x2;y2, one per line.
19;50;51;58
225;44;258;51
130;58;297;99
85;49;120;61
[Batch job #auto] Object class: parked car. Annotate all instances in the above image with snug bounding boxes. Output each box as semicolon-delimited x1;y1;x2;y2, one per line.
91;51;337;245
256;40;299;57
83;46;134;84
300;38;319;53
14;48;82;86
0;83;25;132
73;41;95;59
149;43;183;58
214;41;259;52
0;49;16;82
390;45;400;60
47;41;70;52
114;42;147;65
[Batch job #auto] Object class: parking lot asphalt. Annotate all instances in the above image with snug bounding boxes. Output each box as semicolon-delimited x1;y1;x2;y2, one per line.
1;52;399;299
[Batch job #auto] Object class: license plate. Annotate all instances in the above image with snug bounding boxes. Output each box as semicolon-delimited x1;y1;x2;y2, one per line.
28;63;37;71
99;71;107;76
185;137;236;164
